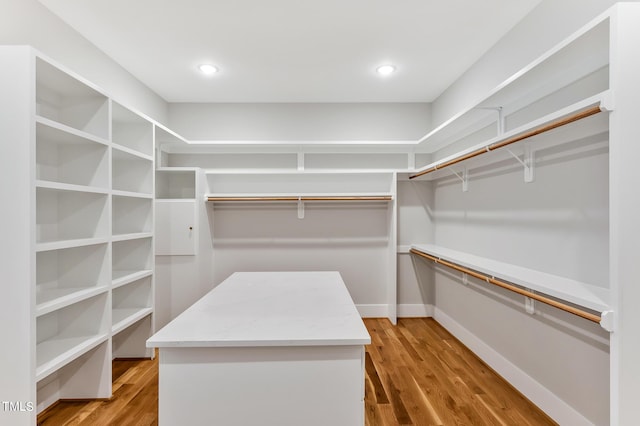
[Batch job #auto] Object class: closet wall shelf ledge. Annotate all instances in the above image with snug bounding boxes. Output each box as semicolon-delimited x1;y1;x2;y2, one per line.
410;92;608;180
410;244;610;326
206;193;394;202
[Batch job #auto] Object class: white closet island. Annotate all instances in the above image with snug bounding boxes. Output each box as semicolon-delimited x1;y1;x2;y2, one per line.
147;271;370;426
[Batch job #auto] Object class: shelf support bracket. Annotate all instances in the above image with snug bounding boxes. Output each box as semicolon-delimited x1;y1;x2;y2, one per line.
297;197;305;219
506;145;535;183
600;310;614;332
475;106;504;135
524;289;535;314
450;166;468;192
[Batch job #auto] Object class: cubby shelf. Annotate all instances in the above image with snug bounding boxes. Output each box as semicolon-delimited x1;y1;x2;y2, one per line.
35;57;109;141
36;115;109;147
112;308;153;335
112;269;153;289
36;286;110;318
36;333;109;382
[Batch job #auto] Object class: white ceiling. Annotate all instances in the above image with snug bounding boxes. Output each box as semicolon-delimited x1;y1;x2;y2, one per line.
38;0;541;103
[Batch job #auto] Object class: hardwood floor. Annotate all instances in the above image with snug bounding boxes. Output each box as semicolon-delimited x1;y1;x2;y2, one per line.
38;318;556;425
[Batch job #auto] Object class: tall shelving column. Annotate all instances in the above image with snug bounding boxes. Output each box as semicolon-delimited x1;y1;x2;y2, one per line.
111;102;154;359
34;54;113;414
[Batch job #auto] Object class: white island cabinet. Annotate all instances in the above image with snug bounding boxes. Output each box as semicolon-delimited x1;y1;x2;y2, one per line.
147;271;371;426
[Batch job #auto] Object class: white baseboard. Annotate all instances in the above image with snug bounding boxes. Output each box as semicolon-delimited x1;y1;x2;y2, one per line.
356;304;434;319
356;304;388;318
398;304;434;318
433;307;593;426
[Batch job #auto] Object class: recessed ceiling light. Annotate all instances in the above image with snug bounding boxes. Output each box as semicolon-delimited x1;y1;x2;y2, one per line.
376;65;396;76
198;64;219;75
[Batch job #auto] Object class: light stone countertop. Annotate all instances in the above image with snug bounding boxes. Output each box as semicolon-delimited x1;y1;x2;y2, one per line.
147;271;371;348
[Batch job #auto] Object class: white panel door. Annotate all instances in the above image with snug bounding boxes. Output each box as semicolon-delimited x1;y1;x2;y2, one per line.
155;200;197;255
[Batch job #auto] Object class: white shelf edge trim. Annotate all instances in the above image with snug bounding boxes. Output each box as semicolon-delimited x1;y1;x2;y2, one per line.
112;308;153;335
35;286;110;317
111;142;154;161
204;169;398;175
112;189;154;199
411;244;610;315
36;237;110;253
205;192;394;199
112;270;153;289
35;115;109;146
111;232;153;242
36;180;109;195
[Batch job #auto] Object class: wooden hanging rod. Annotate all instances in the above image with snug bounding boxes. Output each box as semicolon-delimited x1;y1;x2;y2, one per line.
409;104;603;179
207;195;393;202
409;248;601;324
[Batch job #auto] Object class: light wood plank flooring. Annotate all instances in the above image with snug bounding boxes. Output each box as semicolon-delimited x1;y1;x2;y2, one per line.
38;318;556;425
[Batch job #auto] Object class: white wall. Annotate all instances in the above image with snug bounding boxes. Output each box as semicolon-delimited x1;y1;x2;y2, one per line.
431;0;629;128
0;0;168;124
168;102;430;142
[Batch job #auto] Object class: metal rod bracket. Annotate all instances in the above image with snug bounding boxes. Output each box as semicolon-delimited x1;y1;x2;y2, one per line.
450;167;469;192
506;145;535;183
297;197;304;219
525;289;535;314
462;272;469;286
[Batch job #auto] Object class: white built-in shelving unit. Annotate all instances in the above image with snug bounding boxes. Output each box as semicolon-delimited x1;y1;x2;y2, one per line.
110;102;154;360
0;47;155;424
